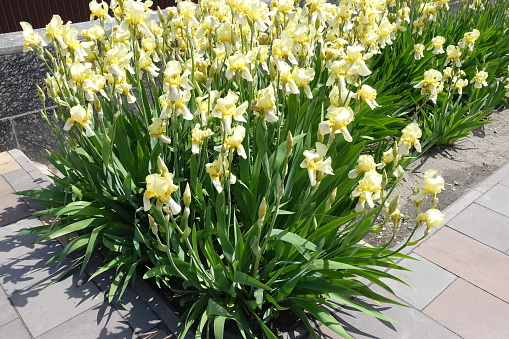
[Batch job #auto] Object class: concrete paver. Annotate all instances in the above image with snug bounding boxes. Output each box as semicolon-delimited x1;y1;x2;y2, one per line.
377;254;456;310
320;291;461;339
37;304;133;339
10;271;103;337
0;241;67;295
0;175;14;197
0;152;21;175
424;279;509;339
500;174;509;188
0;192;32;227
415;227;509;303
475;184;509;218
0;319;32;339
0;216;47;264
0;287;18;327
2;168;39;192
447;203;509;252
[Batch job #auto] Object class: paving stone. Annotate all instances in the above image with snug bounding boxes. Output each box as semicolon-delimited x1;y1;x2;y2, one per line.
0;319;31;339
0;287;18;327
424;279;509;339
37;303;133;339
28;169;54;189
10;270;103;337
0;152;21;175
0;241;67;296
0;175;14;197
447;203;509;252
7;149;39;173
0;216;47;264
415;227;509;303
92;271;160;334
2;168;39;192
377;254;456;310
313;290;460;339
86;255;160;334
440;189;483;225
0;192;32;227
475;184;509;218
130;278;188;338
500;173;509;188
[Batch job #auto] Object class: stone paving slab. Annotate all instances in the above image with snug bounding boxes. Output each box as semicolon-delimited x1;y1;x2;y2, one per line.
377;254;456;310
10;272;103;337
0;216;48;265
90;262;161;334
0;318;32;339
500;173;509;187
414;227;509;303
0;286;18;327
447;203;509;252
475;184;509;218
0;175;14;196
8;149;39;174
2;168;39;192
0;192;32;227
0;152;21;175
313;292;461;339
37;303;133;339
423;279;509;339
0;241;68;296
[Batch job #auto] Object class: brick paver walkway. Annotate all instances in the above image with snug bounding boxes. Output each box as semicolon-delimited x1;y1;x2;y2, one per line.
1;148;509;339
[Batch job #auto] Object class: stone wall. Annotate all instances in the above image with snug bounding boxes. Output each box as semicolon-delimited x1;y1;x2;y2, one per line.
0;49;58;164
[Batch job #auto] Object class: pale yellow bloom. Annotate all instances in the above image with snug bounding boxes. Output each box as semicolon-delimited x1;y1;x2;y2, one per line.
443;67;453;79
473;71;488;88
343;45;372;76
163;61;190;101
210;91;248;135
64;104;95;137
43;15;66;49
357;85;380;110
291;67;315;99
428;36;446;54
81;25;105;41
191;124;213;154
20;22;46;52
416;208;444;227
446;45;462;67
89;0;113;22
452;78;468;95
414;69;443;104
215;125;247;159
254;85;278;123
206;155;235;193
412;43;425;60
412;169;445;202
300;142;334;186
319;106;355;142
458;29;480;50
225;52;253;82
148;118;171;144
398;122;422;155
348;154;376;178
143;170;181;214
351;170;383;210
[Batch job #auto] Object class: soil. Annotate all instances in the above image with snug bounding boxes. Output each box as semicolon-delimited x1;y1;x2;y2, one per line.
365;108;509;247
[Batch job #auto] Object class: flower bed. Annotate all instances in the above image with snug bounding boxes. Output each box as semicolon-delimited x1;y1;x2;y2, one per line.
17;0;509;338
